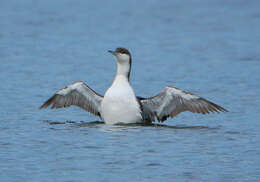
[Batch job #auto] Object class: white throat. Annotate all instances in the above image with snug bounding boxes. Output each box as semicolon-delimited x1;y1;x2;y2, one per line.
115;53;131;80
116;62;130;78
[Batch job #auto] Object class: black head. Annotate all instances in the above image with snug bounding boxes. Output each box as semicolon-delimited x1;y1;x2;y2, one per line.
108;47;131;57
115;47;131;56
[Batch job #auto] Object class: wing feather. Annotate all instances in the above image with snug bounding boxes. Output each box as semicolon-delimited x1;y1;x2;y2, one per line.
138;86;228;122
40;81;103;117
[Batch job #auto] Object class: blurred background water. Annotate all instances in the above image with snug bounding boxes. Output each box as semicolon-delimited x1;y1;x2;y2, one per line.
0;0;260;181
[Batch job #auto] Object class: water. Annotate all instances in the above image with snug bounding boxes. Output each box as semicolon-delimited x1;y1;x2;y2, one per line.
1;0;260;181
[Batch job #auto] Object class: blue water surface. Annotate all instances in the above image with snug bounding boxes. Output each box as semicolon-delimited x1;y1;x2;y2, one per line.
1;0;260;181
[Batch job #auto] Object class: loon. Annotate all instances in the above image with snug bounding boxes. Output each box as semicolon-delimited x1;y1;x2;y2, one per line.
40;47;227;124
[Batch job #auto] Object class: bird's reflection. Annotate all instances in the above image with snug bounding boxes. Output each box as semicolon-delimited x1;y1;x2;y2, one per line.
43;120;220;131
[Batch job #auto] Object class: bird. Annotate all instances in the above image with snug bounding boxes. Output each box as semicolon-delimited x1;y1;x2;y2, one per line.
40;47;228;124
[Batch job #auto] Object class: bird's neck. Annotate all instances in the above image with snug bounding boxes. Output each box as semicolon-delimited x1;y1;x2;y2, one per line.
116;61;131;81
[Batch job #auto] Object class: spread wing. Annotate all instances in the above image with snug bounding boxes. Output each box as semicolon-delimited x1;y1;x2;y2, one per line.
138;86;228;122
40;81;103;117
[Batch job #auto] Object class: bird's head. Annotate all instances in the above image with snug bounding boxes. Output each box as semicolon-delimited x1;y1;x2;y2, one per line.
108;47;131;64
108;47;132;80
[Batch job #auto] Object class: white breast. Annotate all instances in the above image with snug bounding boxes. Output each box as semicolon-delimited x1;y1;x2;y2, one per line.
101;75;142;124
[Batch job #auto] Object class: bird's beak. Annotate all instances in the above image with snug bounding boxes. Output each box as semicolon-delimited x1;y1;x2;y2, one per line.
108;50;116;56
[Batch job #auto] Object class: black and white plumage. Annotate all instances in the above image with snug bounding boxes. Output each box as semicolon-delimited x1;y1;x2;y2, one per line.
40;82;103;117
138;86;227;122
40;47;227;124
